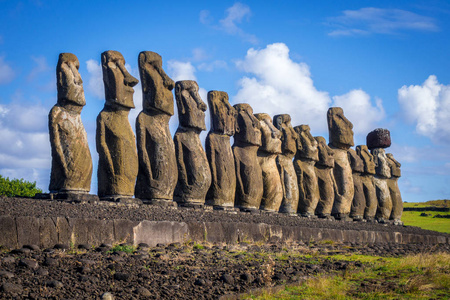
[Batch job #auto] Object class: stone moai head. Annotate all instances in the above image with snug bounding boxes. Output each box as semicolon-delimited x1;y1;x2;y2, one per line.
315;136;334;168
348;148;364;173
367;128;391;150
175;80;207;131
273;114;298;155
386;153;401;178
371;148;391;178
208;91;236;136
102;50;139;109
254;113;282;154
294;125;319;161
233;103;261;146
327;107;354;149
138;51;175;115
356;145;376;175
57;53;85;107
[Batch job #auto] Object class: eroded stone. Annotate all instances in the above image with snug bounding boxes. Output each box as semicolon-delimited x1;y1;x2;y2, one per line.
348;148;365;220
314;136;335;218
367;128;391;150
371;148;392;222
356;145;377;220
387;153;403;222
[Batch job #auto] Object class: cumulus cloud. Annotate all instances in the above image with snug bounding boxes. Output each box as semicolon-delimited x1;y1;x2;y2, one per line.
86;59;104;99
167;60;197;82
328;7;438;36
27;56;49;81
398;75;450;143
0;56;15;84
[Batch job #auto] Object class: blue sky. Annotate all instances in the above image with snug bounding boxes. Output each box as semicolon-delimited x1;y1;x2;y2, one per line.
0;0;449;202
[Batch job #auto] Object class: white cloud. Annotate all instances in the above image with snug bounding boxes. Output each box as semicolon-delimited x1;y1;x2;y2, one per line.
167;60;197;82
0;102;47;132
199;10;213;25
328;7;438;36
27;56;49;81
198;60;228;72
398;75;450;143
0;56;15;84
86;59;104;99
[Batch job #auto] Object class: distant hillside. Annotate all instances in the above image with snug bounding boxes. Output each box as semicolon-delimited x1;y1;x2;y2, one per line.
404;199;450;208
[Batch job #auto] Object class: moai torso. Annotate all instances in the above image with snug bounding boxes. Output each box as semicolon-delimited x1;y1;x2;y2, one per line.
233;104;263;211
49;53;92;193
371;148;392;222
348;148;365;220
387;153;403;223
356;145;377;220
327;107;354;219
314;136;335;218
294;125;320;217
273;114;299;214
254;113;283;212
96;51;139;198
205;91;237;208
173;80;211;205
135;51;178;202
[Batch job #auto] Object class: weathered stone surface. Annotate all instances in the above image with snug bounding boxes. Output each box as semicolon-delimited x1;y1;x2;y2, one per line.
135;51;177;202
97;51;139;198
0;215;17;249
254;113;282;212
174;80;211;205
49;53;92;193
206;91;236;208
387;153;403;222
294;125;319;216
327;107;354;150
371;148;392;222
233;104;263;210
314;136;335;217
367;128;391;150
348;149;365;220
273;114;299;214
356;145;377;220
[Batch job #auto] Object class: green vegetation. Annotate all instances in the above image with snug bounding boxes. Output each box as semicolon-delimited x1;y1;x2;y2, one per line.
403;199;450;209
0;175;42;197
402;200;450;234
108;244;136;254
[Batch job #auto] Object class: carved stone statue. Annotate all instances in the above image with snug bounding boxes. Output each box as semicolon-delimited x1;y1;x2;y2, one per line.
205;91;237;208
49;53;93;195
314;136;335;219
371;148;392;223
233;103;263;211
135;51;178;205
173;80;211;205
96;51;139;199
327;107;354;220
356;145;377;221
348;148;365;221
387;153;403;224
254;113;283;212
294;125;320;217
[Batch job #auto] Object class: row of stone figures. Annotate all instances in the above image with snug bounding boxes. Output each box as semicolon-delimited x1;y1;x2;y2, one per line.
49;51;403;223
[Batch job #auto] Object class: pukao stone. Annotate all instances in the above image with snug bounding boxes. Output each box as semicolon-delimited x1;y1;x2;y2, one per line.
135;52;178;204
174;80;211;205
233;104;263;211
254;113;283;212
206;91;237;208
387;153;403;224
356;145;377;220
367;128;391;150
96;51;139;199
314;136;335;218
348;148;365;221
371;148;392;222
49;53;92;194
294;125;320;217
273;114;299;214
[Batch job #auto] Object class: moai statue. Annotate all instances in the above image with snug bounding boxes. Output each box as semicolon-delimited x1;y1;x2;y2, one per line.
233;104;263;211
314;136;335;219
348;148;365;221
356;145;377;221
254;113;283;212
174;80;211;206
273;114;299;214
294;125;320;217
387;153;403;225
96;51;139;200
49;53;93;197
135;51;178;205
327;107;354;220
205;91;237;209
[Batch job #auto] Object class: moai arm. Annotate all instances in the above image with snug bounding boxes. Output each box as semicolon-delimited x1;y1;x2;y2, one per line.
96;117;114;176
49;111;68;178
208;142;218;187
136;116;152;181
174;136;188;188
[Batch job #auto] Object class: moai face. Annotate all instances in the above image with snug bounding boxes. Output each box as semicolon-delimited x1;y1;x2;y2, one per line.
348;148;364;173
57;53;85;107
233;103;261;146
175;80;207;131
254;113;282;154
327;107;354;149
273;114;298;155
386;153;401;177
356;145;376;175
208;91;236;136
102;50;139;109
315;136;334;168
371;148;391;178
294;125;319;161
138;51;175;115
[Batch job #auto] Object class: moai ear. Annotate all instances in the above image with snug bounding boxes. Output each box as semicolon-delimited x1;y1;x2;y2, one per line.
176;84;186;115
235;116;240;133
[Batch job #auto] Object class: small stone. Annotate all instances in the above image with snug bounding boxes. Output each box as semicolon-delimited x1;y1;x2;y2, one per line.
46;280;63;288
1;283;23;293
114;272;130;281
35;268;49;276
221;273;235;285
0;271;14;279
19;258;39;269
135;287;152;296
138;243;149;249
54;244;69;250
2;256;15;264
23;244;40;251
102;292;115;300
78;244;90;250
11;248;31;254
240;272;254;283
43;257;58;266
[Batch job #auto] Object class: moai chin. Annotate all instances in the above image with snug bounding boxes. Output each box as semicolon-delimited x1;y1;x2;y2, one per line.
254;113;283;212
173;80;211;205
233;104;264;211
49;53;93;195
356;145;377;221
371;148;392;223
348;148;365;221
96;50;139;199
273;114;299;214
387;153;403;225
294;125;320;217
205;91;237;208
314;136;335;219
327;107;354;220
135;51;178;204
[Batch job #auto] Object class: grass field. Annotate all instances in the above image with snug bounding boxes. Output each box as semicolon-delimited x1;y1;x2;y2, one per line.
402;200;450;234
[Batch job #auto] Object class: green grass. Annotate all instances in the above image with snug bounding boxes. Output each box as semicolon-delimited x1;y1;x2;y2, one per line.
107;244;136;254
403;199;450;208
401;200;450;234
